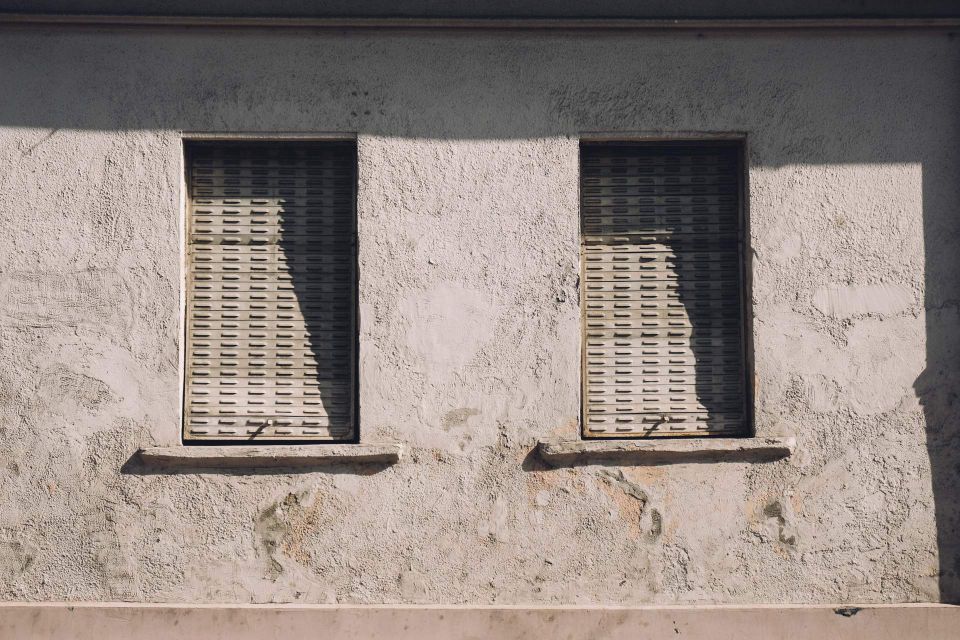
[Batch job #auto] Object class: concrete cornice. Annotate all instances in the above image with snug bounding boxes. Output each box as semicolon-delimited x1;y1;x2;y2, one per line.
0;14;959;30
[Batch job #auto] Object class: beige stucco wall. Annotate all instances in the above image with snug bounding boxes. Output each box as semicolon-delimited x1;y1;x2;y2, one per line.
0;27;957;604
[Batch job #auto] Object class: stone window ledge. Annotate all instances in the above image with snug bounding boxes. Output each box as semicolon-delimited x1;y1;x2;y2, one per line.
537;436;794;466
137;443;403;469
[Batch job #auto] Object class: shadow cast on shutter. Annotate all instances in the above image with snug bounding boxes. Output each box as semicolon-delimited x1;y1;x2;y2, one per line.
267;142;358;441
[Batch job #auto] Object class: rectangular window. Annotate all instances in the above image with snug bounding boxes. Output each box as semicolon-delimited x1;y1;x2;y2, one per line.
580;141;749;438
184;141;357;442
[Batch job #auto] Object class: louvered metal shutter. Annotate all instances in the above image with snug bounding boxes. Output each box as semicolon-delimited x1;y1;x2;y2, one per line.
184;142;357;441
580;143;748;438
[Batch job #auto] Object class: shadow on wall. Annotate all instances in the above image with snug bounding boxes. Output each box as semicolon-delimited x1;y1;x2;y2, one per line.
917;164;960;603
0;28;958;600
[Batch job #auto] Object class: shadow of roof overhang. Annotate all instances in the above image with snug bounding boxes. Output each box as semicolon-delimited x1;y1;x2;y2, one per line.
1;1;959;28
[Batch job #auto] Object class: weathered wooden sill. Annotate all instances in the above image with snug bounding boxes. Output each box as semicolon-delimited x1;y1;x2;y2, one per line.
537;437;794;466
138;443;403;469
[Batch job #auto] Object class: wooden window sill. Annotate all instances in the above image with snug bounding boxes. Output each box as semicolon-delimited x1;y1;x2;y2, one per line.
137;443;403;469
537;437;794;466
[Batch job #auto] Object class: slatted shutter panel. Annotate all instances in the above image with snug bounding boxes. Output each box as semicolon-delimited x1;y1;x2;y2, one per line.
184;142;357;441
580;143;748;437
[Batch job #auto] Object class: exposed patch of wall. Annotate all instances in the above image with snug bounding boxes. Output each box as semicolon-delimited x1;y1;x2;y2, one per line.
0;29;956;605
0;269;132;328
812;283;916;319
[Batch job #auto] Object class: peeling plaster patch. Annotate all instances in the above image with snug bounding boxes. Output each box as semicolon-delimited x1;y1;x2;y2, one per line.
402;284;500;371
398;563;431;602
87;528;139;600
598;470;662;541
600;469;649;506
0;269;132;328
762;500;799;548
442;407;480;429
0;532;36;576
812;283;914;318
36;367;113;414
255;492;327;580
661;545;693;593
646;509;663;543
756;309;924;417
845;318;925;415
804;374;841;413
479;495;512;543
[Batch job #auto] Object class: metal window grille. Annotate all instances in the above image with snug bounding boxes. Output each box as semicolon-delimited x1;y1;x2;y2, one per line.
580;142;749;437
184;142;357;441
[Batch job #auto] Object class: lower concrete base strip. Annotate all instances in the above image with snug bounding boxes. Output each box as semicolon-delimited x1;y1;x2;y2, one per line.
0;603;956;640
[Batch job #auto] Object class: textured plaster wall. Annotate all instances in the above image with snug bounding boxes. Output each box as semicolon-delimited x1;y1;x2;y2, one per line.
0;28;958;604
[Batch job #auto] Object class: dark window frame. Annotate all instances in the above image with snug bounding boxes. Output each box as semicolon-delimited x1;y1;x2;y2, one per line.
181;138;360;445
578;138;754;439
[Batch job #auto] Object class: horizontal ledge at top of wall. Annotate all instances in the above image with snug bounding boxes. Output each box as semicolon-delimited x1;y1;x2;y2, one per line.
1;14;959;30
537;436;794;466
137;443;402;469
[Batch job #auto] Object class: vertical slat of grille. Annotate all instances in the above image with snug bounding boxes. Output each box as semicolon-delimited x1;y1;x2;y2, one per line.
184;143;357;441
581;144;747;437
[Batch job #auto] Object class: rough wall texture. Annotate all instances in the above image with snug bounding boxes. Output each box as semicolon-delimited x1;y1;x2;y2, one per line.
0;28;957;605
